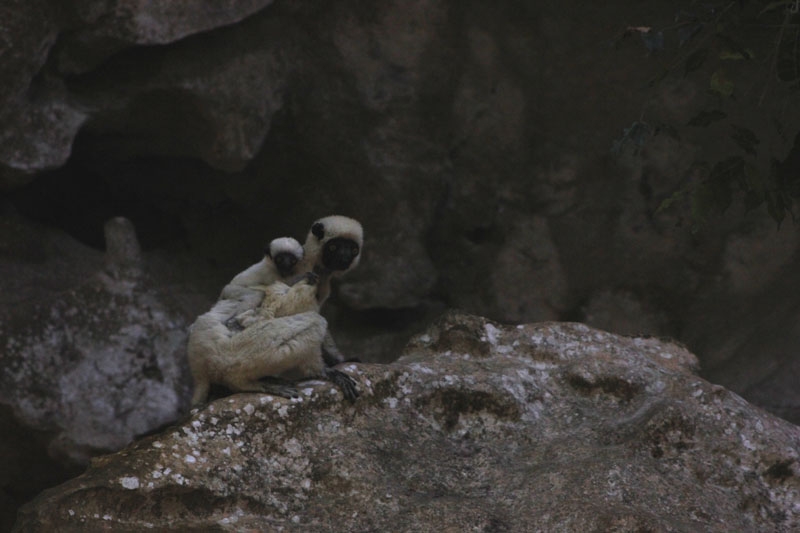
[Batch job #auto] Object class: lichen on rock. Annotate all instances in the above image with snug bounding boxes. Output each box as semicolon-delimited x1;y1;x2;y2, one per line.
0;217;191;468
13;313;800;532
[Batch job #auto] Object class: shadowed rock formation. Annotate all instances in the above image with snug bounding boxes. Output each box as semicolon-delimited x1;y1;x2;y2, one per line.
14;314;800;532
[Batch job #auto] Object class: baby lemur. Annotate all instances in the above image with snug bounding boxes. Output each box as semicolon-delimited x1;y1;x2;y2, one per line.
220;236;305;321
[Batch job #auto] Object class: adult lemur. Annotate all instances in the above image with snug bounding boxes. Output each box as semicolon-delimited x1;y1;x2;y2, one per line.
192;269;357;404
298;215;364;368
187;216;363;406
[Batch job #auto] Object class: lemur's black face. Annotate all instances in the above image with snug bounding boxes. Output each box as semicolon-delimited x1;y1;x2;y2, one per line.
272;252;299;278
322;237;360;271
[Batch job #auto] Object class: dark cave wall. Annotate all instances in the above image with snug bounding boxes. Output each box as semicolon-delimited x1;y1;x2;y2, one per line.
3;0;800;381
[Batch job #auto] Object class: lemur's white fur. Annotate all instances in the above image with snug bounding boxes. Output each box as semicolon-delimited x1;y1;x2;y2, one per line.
234;275;320;328
187;220;364;406
219;237;305;317
188;237;306;405
188;274;326;405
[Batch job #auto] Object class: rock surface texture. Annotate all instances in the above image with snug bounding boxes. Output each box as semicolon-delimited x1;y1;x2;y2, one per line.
0;216;192;469
14;314;800;532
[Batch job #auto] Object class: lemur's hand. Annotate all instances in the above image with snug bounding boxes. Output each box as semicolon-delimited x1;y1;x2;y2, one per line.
312;263;332;277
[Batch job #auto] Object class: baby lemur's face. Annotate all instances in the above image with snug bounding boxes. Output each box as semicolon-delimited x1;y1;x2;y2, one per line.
266;237;304;279
273;252;300;277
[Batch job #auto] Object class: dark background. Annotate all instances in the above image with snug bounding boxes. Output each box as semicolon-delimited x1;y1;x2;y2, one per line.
2;0;800;528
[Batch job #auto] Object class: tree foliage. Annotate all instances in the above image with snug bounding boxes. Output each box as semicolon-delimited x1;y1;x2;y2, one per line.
614;1;800;230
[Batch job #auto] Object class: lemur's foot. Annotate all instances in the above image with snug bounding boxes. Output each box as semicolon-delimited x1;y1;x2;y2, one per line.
224;317;245;332
324;367;359;402
259;376;300;399
312;263;332;277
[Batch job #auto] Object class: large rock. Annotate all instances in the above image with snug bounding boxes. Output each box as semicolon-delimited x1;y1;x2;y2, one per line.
14;314;800;532
56;0;275;74
0;216;191;467
0;0;85;187
0;0;276;185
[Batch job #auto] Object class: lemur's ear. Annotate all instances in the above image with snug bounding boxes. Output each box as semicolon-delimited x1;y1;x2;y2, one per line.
311;222;325;240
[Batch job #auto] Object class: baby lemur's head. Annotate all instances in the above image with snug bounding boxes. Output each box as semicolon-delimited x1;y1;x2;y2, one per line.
266;237;304;278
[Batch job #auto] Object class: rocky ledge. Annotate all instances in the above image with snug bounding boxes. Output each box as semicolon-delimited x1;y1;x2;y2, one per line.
13;313;800;532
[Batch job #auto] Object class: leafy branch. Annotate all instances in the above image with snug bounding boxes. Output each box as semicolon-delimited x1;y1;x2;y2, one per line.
614;1;800;229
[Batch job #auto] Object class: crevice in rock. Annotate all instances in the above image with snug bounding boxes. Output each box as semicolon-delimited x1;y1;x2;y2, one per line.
6;152;187;252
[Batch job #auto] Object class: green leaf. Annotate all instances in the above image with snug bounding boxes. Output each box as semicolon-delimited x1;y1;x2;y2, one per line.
743;161;764;195
720;48;755;61
730;125;760;156
707;157;747;213
777;29;800;83
766;191;787;227
687;109;727;127
774;118;788;143
684;48;708;76
710;156;746;179
710;70;734;97
760;1;796;16
741;163;766;212
717;34;754;60
690;181;716;222
743;190;764;212
645;68;670;88
656;189;687;214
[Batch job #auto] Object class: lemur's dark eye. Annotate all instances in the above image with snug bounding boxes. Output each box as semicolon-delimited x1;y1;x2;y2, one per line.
351;246;359;256
329;243;337;251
